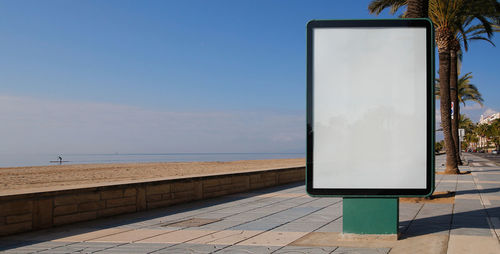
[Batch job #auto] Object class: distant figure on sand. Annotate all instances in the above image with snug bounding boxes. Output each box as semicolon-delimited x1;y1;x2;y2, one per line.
58;156;62;164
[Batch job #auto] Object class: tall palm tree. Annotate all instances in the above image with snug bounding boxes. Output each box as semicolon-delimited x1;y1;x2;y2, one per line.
428;0;470;173
449;13;497;165
369;0;499;174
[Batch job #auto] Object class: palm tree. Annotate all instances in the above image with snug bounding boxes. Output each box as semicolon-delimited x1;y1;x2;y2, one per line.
428;0;470;173
369;0;499;174
465;131;479;151
489;119;500;151
449;14;496;165
436;72;484;106
458;114;476;150
459;114;474;130
477;123;490;150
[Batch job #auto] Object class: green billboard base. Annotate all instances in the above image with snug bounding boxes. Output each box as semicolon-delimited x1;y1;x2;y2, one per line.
343;197;398;237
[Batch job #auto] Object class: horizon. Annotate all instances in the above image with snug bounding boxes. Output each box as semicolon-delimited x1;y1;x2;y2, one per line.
1;0;498;154
0;152;306;168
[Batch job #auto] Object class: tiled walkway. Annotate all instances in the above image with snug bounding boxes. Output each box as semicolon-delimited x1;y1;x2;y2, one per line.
0;154;499;253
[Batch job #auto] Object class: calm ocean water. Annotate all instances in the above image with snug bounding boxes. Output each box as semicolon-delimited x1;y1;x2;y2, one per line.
0;153;305;168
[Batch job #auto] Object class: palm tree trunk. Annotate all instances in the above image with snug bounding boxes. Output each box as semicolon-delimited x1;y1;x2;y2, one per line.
439;50;459;174
406;0;429;18
450;49;462;165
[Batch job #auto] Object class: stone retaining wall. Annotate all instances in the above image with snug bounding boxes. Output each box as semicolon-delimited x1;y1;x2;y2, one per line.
0;167;305;236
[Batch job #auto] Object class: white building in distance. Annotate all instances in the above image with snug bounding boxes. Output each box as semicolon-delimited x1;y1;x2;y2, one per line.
479;112;500;125
476;112;500;151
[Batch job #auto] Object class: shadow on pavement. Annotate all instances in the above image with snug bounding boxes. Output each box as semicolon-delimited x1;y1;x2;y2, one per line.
455;187;500;195
400;207;500;238
470;169;500;173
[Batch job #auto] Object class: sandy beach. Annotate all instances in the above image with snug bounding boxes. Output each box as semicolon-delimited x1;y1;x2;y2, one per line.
0;158;305;194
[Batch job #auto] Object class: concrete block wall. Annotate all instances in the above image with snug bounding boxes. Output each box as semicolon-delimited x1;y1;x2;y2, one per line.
0;166;305;236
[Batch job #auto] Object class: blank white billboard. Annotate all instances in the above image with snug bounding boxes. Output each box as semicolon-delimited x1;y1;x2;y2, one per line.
307;20;433;195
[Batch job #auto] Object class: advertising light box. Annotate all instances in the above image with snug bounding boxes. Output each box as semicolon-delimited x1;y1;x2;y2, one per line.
306;19;434;197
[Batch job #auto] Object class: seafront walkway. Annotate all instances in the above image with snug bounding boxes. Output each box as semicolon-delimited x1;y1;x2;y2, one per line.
0;154;499;253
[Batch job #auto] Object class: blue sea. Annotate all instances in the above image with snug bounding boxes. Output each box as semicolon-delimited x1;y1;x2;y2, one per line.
0;153;305;168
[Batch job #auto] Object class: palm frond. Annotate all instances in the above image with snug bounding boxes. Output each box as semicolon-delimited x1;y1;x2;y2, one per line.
436;72;484;107
368;0;407;15
468;36;496;47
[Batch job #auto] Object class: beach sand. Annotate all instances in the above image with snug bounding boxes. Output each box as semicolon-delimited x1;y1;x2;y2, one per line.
0;158;305;194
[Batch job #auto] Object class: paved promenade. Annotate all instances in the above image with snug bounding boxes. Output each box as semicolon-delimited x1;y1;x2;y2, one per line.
0;153;499;253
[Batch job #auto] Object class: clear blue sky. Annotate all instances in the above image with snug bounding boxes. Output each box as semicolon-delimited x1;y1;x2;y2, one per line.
0;0;498;154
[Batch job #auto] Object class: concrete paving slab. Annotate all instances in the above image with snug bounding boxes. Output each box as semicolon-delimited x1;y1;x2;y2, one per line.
295;214;341;223
315;219;342;233
196;219;245;230
66;242;123;248
297;198;340;208
455;194;481;200
453;200;484;213
447;234;500;254
474;174;500;181
290;232;395;248
52;228;130;242
96;243;172;254
273;221;327;232
436;184;457;192
391;235;449;254
256;214;299;223
417;204;453;216
238;231;309;246
291;232;448;254
37;242;121;254
246;205;298;214
89;229;172;243
332;246;390;254
137;230;216;244
450;226;493;237
151;243;227;254
230;220;281;231
399;203;423;221
282;206;322;215
223;212;269;222
188;230;263;245
274;245;338;254
214;245;281;253
192;212;235;219
260;193;306;198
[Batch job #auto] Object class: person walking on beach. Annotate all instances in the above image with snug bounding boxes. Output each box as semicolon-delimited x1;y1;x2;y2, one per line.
58;156;62;164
